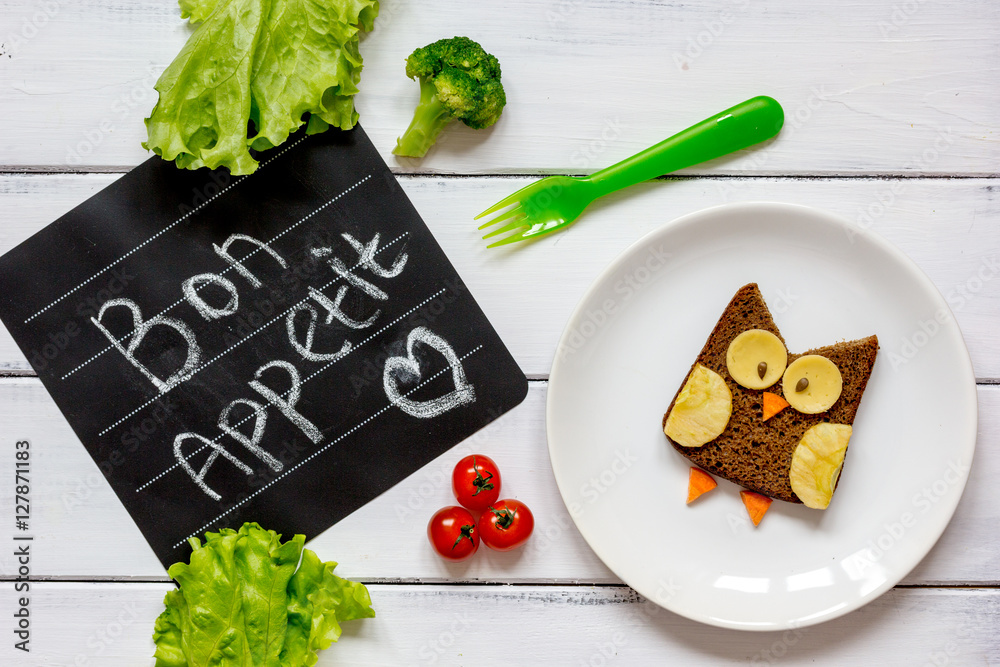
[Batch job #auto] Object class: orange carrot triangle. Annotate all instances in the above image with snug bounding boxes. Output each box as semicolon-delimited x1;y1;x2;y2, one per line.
762;392;790;421
686;467;718;504
740;490;773;526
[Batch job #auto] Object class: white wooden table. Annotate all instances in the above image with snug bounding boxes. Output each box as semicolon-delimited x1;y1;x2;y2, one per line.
1;1;998;664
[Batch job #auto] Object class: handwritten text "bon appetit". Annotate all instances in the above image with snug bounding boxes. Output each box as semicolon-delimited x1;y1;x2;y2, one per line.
90;229;474;501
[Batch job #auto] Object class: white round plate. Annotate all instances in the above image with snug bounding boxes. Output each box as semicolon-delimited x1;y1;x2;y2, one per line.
546;202;977;631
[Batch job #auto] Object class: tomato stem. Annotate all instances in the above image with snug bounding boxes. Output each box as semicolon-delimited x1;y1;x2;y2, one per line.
452;524;475;550
489;506;516;530
471;455;495;496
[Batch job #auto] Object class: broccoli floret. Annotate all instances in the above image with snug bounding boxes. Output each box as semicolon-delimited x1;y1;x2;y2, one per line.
392;36;506;158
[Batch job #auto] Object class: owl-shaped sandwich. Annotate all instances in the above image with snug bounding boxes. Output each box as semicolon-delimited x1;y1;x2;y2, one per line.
662;283;878;512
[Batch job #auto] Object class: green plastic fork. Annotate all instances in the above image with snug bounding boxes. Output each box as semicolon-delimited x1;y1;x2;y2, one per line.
476;96;784;247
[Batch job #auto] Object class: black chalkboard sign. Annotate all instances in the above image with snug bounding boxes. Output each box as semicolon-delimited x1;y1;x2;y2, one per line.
0;126;527;568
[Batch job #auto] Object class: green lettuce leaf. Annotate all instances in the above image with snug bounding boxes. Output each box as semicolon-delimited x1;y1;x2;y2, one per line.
151;590;187;667
143;0;266;174
279;549;375;666
144;0;378;174
178;0;225;23
249;0;368;151
152;522;374;667
162;527;250;666
234;524;304;666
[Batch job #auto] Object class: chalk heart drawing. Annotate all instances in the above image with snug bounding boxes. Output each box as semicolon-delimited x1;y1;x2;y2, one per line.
384;327;476;419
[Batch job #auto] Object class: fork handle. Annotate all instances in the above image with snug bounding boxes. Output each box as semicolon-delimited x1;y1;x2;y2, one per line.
585;96;784;196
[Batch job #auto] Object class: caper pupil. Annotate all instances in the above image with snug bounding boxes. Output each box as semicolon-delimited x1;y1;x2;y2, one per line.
795;377;809;392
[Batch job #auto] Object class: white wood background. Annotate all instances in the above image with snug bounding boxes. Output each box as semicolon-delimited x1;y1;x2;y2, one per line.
1;0;998;664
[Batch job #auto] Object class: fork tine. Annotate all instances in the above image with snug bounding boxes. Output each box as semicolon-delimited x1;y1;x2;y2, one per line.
476;205;524;231
486;229;533;248
481;214;528;240
487;219;566;248
474;182;537;220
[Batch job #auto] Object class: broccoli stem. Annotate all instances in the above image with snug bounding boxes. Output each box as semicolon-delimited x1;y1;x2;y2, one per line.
393;79;455;158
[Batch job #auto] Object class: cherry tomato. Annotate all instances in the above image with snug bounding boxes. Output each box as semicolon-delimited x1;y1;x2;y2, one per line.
478;499;534;551
427;506;479;561
451;454;501;512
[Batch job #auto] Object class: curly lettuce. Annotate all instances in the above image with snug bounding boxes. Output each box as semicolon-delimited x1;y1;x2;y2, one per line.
152;522;374;667
144;0;379;174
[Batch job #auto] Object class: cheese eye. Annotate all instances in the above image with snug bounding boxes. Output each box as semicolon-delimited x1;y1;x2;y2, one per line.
726;329;787;390
782;355;843;414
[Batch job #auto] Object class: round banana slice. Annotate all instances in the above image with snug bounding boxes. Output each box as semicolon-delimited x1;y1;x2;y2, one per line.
726;329;787;390
789;423;852;509
782;355;843;414
664;364;732;448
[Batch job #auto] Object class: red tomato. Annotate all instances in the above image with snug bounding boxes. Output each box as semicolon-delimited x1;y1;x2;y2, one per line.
478;499;534;551
451;454;501;511
427;506;479;561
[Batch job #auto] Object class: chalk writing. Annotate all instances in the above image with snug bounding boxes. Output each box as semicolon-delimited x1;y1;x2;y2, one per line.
218;399;282;473
213;234;289;289
384;327;476;419
285;303;353;362
182;273;240;320
125;228;428;499
174;432;253;501
342;232;409;278
248;360;323;444
91;298;201;393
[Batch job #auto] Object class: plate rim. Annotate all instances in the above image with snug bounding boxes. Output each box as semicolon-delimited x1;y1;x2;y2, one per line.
545;201;978;631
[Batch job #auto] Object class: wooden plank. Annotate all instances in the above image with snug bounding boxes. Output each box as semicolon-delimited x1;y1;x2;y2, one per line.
0;0;997;174
0;174;997;378
3;582;997;665
0;379;996;585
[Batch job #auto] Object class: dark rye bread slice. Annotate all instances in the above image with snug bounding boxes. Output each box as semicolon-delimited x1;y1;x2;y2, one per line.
661;284;878;504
